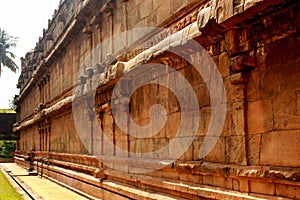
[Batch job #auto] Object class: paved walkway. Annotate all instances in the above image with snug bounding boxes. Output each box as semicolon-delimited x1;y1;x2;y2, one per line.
0;163;88;200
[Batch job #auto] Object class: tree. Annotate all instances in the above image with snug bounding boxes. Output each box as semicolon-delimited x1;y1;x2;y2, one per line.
0;140;16;158
8;96;16;110
0;28;18;75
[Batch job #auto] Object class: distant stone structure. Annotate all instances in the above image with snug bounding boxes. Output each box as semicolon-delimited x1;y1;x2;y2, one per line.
0;109;16;140
14;0;300;199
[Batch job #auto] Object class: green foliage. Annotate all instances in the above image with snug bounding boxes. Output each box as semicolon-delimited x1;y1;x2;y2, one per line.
0;109;15;113
0;170;23;199
8;98;17;111
0;140;16;158
0;28;18;75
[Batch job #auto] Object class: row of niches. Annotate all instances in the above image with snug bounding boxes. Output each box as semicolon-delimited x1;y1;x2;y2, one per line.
16;0;121;93
16;0;84;91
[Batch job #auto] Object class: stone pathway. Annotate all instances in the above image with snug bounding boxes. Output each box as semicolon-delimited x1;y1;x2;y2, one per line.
0;163;88;200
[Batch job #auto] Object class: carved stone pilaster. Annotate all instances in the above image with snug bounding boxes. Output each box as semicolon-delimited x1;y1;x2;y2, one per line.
100;0;115;15
228;52;255;166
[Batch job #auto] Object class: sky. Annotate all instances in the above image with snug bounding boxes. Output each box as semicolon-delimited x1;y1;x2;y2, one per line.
0;0;60;108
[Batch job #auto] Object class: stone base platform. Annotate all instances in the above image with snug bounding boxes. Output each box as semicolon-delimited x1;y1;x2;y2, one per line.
14;154;298;199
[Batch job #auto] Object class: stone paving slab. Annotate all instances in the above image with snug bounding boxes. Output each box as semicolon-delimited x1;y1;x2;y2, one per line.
0;163;88;200
1;162;29;176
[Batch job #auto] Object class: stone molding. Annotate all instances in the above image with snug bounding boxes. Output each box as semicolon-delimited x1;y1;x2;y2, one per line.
13;96;73;132
15;151;300;199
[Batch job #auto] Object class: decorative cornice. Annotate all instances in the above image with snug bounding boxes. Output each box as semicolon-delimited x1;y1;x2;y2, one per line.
13;96;73;132
197;0;287;34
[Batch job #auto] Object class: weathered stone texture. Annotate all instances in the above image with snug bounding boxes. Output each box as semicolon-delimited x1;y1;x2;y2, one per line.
13;0;300;199
260;130;300;167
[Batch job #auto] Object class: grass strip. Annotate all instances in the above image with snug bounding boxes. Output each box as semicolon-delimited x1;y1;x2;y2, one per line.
0;170;23;200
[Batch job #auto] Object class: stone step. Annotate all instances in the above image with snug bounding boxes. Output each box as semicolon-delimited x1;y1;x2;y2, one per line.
23;158;290;200
104;169;287;200
37;162;186;199
102;180;187;200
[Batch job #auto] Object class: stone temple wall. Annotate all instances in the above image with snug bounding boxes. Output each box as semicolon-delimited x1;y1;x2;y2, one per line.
14;0;300;199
